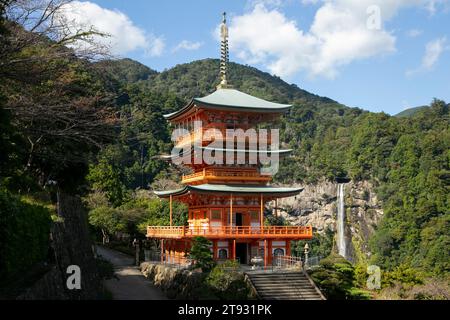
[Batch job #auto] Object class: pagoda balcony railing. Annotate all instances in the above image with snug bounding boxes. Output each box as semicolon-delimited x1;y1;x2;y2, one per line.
182;168;271;184
146;226;313;239
174;129;272;149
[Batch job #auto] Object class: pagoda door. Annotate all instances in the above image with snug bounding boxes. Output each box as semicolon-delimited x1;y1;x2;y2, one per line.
235;213;243;226
243;213;251;227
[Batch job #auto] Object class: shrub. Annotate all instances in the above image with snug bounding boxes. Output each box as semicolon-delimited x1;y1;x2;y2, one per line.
206;260;249;300
95;257;116;280
189;237;215;272
382;264;424;287
0;190;52;284
309;254;356;299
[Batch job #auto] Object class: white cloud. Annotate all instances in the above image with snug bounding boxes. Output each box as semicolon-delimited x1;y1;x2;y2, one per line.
422;37;447;68
227;0;448;79
247;0;284;8
407;29;423;37
59;1;164;57
301;0;321;5
146;36;165;57
425;0;450;14
172;40;203;53
406;37;448;76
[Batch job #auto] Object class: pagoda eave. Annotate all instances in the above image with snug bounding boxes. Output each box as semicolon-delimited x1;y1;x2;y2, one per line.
153;184;304;199
163;88;292;121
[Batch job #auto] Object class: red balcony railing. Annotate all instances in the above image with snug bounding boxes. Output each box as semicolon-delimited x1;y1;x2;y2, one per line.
146;225;313;239
182;168;271;183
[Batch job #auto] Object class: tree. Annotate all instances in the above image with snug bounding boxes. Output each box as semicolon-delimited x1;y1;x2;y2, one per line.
88;206;125;244
309;254;356;300
87;147;129;207
1;0;116;191
189;237;215;272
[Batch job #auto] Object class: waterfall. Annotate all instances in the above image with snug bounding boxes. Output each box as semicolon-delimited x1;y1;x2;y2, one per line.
337;183;347;259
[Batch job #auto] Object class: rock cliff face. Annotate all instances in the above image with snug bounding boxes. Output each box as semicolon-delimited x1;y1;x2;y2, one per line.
273;180;384;262
18;193;101;300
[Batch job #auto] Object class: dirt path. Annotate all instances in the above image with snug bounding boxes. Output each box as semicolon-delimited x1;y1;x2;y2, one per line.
96;246;167;300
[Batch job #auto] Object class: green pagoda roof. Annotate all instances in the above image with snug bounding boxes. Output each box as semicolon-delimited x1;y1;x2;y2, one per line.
156;146;293;161
164;88;292;121
154;184;303;198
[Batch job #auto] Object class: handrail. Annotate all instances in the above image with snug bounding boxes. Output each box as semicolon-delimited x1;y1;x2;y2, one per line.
182;169;269;181
147;225;313;239
175;129;272;148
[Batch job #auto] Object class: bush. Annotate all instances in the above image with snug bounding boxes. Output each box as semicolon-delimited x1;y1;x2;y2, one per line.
354;263;369;288
309;254;375;300
382;264;424;287
376;277;449;300
310;254;355;299
96;257;116;280
206;260;250;300
189;237;215;272
0;190;52;284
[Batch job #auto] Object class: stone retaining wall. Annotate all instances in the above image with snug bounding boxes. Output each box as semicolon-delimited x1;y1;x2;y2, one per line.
141;263;207;299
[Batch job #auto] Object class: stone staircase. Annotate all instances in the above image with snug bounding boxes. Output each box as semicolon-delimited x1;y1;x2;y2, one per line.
246;271;326;300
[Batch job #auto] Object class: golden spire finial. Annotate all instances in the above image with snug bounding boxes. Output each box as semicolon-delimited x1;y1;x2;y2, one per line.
217;12;232;89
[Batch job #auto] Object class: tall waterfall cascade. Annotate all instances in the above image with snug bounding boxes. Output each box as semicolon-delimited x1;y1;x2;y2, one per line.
336;183;347;259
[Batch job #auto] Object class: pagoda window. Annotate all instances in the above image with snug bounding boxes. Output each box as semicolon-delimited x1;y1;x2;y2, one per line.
258;248;265;258
249;210;259;221
218;249;228;259
211;209;222;221
273;248;285;256
194;210;204;220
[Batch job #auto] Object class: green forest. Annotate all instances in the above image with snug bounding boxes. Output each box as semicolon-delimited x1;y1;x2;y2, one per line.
0;0;448;300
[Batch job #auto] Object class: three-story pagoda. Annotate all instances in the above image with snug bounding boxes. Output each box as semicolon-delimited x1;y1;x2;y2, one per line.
147;13;312;267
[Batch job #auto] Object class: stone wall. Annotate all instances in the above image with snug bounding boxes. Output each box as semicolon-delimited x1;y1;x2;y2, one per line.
17;267;69;300
17;192;101;300
141;262;256;300
141;263;206;299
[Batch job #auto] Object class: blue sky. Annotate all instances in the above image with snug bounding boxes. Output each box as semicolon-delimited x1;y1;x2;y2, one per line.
66;0;450;115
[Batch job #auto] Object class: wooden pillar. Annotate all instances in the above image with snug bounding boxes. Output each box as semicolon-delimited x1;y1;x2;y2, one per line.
264;239;267;268
169;195;173;227
260;194;264;229
233;239;236;261
161;239;164;263
268;240;273;265
275;199;278;218
213;240;218;260
208;208;212;232
230;193;233;227
286;240;291;256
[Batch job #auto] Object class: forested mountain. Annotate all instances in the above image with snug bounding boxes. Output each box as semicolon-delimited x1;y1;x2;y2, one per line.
395;106;429;118
144;59;336;106
96;58;158;85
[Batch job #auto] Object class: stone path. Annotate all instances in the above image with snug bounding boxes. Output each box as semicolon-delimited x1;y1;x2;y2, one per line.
96;246;167;300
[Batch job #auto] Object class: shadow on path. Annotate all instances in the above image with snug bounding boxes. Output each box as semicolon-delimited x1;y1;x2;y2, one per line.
97;246;167;300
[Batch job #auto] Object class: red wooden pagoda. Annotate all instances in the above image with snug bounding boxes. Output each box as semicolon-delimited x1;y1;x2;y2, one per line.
147;13;312;267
